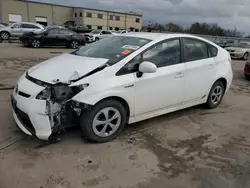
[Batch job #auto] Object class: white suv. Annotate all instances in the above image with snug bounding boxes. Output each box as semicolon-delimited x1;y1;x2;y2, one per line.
0;22;44;40
11;33;233;143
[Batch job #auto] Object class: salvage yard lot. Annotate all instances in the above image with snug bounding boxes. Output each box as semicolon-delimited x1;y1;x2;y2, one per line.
0;43;250;188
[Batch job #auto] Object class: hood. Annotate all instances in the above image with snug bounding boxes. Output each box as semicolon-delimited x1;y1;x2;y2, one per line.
28;53;109;84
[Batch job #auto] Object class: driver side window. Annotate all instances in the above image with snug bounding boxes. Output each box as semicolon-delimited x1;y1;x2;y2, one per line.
116;38;181;76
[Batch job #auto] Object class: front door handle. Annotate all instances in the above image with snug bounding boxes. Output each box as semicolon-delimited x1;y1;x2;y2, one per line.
174;72;184;78
208;64;215;69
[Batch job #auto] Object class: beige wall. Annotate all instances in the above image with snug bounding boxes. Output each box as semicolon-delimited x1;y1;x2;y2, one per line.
1;0;142;30
126;15;142;30
53;6;72;25
83;9;108;28
1;0;28;23
73;8;83;26
28;2;53;24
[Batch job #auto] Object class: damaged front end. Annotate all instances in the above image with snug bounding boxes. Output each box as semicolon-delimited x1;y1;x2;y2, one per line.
26;72;91;139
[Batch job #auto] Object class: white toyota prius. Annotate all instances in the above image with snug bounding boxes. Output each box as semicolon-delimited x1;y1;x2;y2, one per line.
11;33;233;143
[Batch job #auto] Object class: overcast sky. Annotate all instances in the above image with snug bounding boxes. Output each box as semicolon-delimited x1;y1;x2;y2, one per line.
29;0;250;33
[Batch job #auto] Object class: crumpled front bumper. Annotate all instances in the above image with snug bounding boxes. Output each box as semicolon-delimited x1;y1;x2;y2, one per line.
11;77;52;140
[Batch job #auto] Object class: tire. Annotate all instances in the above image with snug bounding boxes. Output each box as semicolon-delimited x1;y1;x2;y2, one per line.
245;74;250;81
243;52;249;60
0;31;10;40
80;99;127;143
31;39;40;48
95;37;99;41
70;40;79;49
206;81;225;109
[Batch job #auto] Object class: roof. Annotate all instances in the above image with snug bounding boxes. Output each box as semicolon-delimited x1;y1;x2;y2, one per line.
122;32;213;42
23;0;143;16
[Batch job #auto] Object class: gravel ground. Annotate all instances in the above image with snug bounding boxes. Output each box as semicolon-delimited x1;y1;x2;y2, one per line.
0;43;250;188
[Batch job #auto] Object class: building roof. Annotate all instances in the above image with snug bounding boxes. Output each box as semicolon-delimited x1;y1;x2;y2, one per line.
23;0;143;16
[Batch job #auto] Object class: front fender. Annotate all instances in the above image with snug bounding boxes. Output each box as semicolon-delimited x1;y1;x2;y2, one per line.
72;88;135;117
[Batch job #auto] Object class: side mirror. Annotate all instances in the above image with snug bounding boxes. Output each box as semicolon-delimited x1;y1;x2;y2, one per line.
139;61;157;73
44;32;48;36
11;27;14;29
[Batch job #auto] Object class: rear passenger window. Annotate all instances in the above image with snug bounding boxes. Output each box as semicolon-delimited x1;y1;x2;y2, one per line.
208;44;218;57
183;38;208;62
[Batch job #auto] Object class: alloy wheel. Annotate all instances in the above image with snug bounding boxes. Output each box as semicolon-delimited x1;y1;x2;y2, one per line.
211;85;223;105
244;53;249;60
71;41;79;49
92;107;121;138
32;40;40;48
1;32;9;40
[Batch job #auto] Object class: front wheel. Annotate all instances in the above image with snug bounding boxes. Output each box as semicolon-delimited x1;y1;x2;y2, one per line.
243;52;249;60
80;100;127;143
0;31;10;40
206;81;225;109
31;39;40;48
70;40;79;49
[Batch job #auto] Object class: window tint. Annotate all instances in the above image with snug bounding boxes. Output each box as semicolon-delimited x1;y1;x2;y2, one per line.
98;14;103;19
142;39;181;68
87;12;92;18
208;44;218;57
59;29;70;34
21;24;30;28
183;38;208;62
117;54;142;75
48;29;59;34
30;24;40;29
103;31;111;34
12;23;20;28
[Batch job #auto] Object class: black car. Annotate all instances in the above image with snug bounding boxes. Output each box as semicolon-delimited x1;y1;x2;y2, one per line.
19;28;86;49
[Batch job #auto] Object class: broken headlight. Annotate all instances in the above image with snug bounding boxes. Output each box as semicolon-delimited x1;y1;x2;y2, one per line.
36;87;51;100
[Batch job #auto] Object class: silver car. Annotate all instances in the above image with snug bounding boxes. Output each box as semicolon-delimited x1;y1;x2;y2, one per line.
0;22;44;40
225;43;250;60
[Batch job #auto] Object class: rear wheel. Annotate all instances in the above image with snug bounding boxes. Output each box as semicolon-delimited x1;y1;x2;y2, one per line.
80;100;127;143
31;39;40;48
70;40;79;49
0;31;10;40
206;81;225;109
243;52;249;60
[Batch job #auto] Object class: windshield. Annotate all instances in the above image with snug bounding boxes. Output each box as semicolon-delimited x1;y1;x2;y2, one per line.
74;36;151;65
90;30;101;34
233;43;250;48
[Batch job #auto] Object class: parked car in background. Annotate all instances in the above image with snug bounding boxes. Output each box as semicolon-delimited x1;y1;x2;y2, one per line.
0;22;44;40
19;28;85;48
215;40;235;48
225;43;250;60
67;25;92;34
0;23;8;28
11;33;232;143
84;30;113;42
46;25;66;29
244;56;250;80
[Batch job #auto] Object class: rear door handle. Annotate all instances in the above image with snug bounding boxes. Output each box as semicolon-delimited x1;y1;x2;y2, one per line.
174;72;184;78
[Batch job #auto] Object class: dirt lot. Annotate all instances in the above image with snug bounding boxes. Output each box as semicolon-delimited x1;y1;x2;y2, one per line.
0;43;250;188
